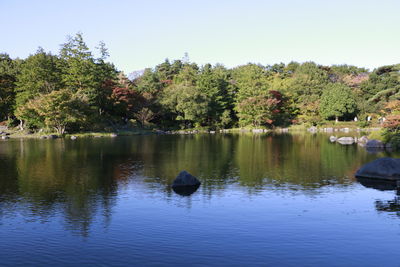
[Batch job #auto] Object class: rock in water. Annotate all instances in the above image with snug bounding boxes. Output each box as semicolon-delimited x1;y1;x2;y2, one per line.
358;136;369;144
355;157;400;180
337;137;354;145
172;171;201;187
329;136;337;142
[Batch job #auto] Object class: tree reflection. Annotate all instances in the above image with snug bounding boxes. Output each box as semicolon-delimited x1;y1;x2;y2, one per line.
0;133;398;236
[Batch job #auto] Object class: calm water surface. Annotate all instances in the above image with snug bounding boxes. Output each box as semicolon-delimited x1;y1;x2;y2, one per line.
1;133;400;266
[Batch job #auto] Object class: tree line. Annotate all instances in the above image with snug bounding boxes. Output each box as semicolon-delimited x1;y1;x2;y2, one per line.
0;33;399;135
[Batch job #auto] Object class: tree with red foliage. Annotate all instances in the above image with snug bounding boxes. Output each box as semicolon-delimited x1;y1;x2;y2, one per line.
111;87;156;126
111;87;142;119
383;100;400;131
237;90;290;127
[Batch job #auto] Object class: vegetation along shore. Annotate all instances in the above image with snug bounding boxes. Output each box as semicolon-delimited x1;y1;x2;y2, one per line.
0;33;399;148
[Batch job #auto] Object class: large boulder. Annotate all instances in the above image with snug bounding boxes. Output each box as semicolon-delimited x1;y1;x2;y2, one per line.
337;137;354;145
355;157;400;180
172;171;201;187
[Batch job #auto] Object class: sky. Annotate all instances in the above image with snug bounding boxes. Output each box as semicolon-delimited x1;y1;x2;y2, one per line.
1;0;400;73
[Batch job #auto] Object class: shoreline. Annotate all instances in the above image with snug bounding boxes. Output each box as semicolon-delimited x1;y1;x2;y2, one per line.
0;124;383;140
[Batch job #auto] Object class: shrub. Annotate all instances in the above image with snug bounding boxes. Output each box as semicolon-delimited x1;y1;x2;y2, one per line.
389;134;400;149
368;129;386;142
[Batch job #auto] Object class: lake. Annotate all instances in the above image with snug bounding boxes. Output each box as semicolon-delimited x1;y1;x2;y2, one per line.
1;133;400;266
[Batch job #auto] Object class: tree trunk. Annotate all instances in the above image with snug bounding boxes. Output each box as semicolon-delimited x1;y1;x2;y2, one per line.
19;120;24;131
335;116;339;123
55;126;65;135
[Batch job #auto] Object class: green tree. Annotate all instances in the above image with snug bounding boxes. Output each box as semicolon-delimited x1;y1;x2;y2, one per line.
21;89;87;134
319;83;357;121
0;53;20;121
59;33;96;92
280;62;329;123
197;64;234;128
174;63;199;85
15;48;62;104
360;64;400;113
231;64;271;126
60;33;117;117
160;83;208;128
15;48;62;128
135;68;161;94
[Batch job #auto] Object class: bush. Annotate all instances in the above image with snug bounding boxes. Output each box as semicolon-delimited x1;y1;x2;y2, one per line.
357;120;370;128
368;130;386;141
390;135;400;149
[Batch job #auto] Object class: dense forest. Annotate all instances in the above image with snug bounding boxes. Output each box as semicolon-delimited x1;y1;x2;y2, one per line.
0;33;399;140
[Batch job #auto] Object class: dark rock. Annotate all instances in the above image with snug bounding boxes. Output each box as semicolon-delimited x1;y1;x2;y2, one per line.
355;157;400;180
48;135;58;139
172;171;201;187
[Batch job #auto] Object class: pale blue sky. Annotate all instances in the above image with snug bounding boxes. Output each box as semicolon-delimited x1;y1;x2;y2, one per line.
1;0;399;73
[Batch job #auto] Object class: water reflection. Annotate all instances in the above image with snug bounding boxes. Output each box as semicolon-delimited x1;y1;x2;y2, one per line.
356;176;400;218
0;133;398;235
172;184;200;196
356;177;397;191
376;197;400;214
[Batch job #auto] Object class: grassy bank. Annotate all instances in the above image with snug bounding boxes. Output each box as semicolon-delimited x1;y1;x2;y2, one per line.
0;122;385;140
